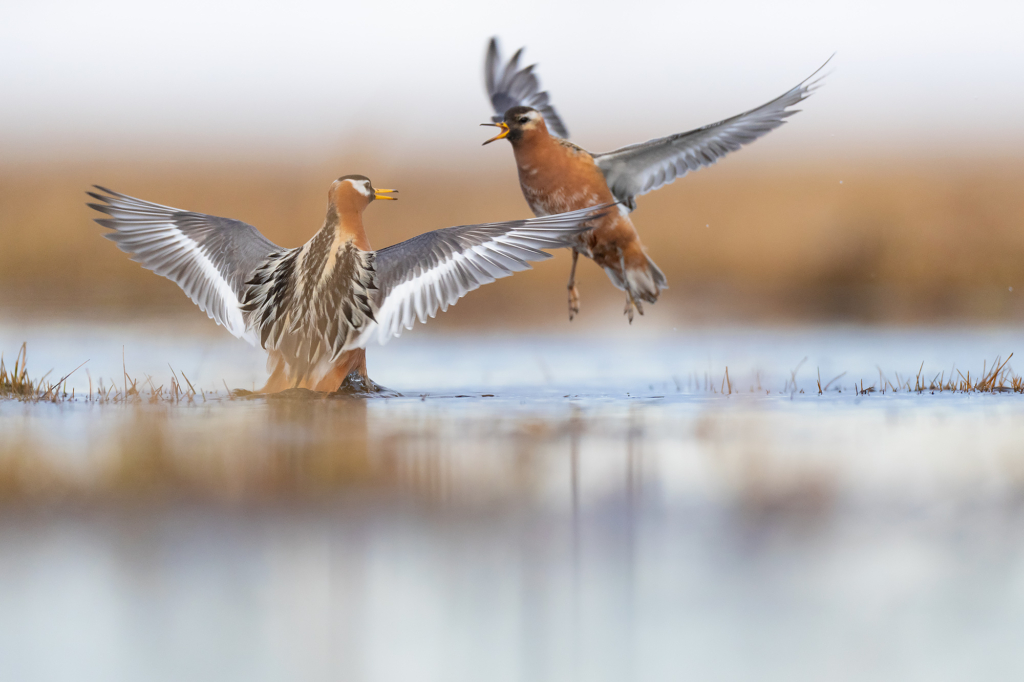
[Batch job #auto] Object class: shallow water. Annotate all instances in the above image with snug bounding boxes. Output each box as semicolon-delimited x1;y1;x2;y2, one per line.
3;319;1023;395
2;321;1024;681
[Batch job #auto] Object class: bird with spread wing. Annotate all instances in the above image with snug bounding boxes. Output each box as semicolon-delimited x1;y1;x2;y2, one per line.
482;38;830;322
88;177;610;393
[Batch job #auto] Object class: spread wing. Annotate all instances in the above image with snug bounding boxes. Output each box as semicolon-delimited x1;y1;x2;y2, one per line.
87;186;280;345
358;204;613;346
594;57;832;210
485;37;570;139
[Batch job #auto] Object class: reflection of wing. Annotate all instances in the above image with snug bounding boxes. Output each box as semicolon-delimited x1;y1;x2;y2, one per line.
594;57;831;210
485;37;570;139
362;204;613;345
87;186;280;344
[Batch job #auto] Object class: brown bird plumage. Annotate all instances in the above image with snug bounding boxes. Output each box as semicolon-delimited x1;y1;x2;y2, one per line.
485;109;665;322
483;38;829;322
243;177;383;392
88;176;611;393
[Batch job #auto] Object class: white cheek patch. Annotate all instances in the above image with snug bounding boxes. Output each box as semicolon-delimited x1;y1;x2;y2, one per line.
345;179;372;198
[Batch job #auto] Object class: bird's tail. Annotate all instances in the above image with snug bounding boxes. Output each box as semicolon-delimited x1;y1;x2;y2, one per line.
626;253;668;305
605;253;668;322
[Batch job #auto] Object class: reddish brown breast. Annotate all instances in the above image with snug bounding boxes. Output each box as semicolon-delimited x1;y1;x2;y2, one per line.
512;135;612;216
510;133;644;269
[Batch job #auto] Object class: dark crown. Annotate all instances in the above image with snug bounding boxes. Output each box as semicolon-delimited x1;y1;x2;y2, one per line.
504;106;537;122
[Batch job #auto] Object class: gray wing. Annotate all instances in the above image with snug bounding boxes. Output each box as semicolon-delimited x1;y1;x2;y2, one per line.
357;203;613;346
594;57;832;210
485;37;570;139
87;186;280;345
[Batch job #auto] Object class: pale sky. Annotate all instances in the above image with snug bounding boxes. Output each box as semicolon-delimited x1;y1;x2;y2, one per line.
2;0;1022;162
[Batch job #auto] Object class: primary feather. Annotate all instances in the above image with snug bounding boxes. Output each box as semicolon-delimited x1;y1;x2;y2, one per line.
89;186;611;366
362;203;613;345
594;57;832;210
87;186;279;345
485;37;570;139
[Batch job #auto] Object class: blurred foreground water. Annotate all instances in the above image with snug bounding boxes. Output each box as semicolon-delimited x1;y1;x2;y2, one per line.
2;321;1024;681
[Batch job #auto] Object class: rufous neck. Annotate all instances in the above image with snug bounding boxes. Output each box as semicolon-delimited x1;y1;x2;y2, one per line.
324;203;371;251
511;128;556;162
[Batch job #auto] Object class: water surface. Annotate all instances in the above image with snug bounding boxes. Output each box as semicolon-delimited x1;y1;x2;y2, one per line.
2;322;1024;681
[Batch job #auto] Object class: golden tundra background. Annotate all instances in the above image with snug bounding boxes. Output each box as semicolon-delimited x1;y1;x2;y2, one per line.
2;0;1022;329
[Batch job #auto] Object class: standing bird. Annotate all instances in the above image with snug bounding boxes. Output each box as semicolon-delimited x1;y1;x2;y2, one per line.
88;176;609;393
482;39;830;322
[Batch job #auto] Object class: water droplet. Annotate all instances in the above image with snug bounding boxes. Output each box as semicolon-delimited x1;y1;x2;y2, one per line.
1010;287;1014;292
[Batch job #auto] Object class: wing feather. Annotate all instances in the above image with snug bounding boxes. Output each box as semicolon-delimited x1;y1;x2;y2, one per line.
87;186;280;344
356;204;613;346
484;38;570;139
594;57;832;209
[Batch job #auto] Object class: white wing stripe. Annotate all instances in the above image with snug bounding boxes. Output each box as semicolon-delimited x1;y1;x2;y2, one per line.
469;246;512;278
89;187;280;347
154;227;252;343
370;239;537;344
359;202;612;348
374;250;466;343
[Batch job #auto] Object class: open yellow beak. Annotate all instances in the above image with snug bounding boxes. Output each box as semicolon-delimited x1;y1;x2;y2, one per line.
481;122;509;145
374;188;398;201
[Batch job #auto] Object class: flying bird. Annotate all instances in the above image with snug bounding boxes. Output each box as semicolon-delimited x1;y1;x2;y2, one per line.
483;38;830;322
88;177;609;393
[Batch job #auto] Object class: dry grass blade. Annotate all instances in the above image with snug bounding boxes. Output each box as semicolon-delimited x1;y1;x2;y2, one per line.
978;353;1013;392
5;343;1024;405
788;357;808;393
2;344;237;404
822;372;847;392
1;343;53;400
41;359;89;401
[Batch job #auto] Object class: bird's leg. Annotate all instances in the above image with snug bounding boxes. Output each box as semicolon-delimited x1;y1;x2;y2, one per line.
617;249;643;324
622;291;643;324
567;249;580;321
332;350;401;396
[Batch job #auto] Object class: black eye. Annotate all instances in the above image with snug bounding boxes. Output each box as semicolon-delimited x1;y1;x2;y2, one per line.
518;116;529;124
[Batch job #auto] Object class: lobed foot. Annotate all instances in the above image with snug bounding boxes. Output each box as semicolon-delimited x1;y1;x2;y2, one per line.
330;371;402;398
623;292;645;324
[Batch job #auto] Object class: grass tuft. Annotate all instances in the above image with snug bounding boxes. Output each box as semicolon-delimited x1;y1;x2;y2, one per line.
0;343;68;402
1;344;208;404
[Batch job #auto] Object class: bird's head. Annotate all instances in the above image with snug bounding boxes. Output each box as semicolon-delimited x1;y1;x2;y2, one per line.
329;175;397;214
481;106;547;145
